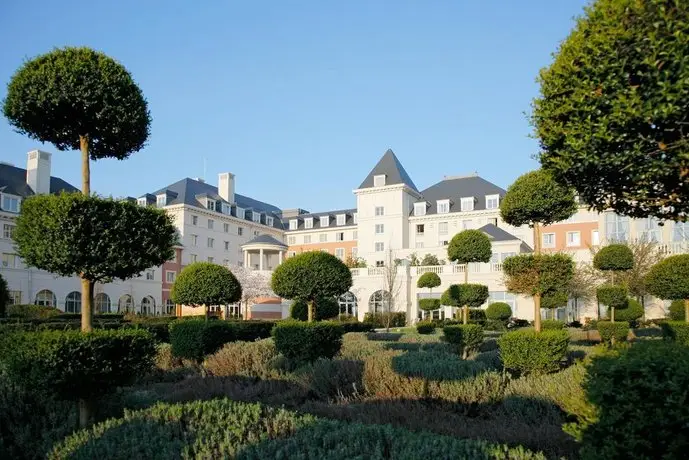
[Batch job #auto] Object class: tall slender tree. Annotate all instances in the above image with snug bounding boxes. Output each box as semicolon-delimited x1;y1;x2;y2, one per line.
447;230;492;324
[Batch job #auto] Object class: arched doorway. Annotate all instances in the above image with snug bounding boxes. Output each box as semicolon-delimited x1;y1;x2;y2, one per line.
118;294;133;313
369;290;391;313
140;296;155;315
65;291;81;313
95;293;111;313
35;289;56;307
338;291;358;316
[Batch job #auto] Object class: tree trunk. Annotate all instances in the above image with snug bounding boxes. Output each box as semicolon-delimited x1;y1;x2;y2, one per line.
533;224;542;333
307;300;314;322
80;135;90;196
78;398;94;429
611;306;615;323
685;299;689;324
551;308;555;320
80;278;93;332
204;304;209;322
463;264;469;324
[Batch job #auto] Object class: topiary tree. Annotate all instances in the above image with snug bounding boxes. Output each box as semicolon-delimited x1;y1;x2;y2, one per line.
534;0;689;221
3;47;150;196
440;283;489;325
596;285;629;323
593;244;634;284
646;254;689;324
14;193;177;331
447;230;492;324
669;300;686;322
170;262;242;320
272;251;352;322
615;298;644;324
500;170;577;331
540;291;568;320
417;272;441;318
503;253;575;332
0;273;9;317
290;297;339;321
485;302;512;321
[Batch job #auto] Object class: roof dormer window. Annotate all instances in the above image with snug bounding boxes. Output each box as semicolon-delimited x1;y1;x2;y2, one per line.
373;174;386;187
320;216;330;228
305;217;314;229
266;216;274;227
460;197;475;212
437;199;450;214
414;202;427;216
289;219;298;230
1;194;20;213
137;197;147;207
221;203;230;214
252;212;261;223
485;194;499;210
336;214;346;226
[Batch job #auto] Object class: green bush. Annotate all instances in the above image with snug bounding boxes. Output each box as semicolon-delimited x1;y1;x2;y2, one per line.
415;321;435;334
660;321;689;346
330;321;374;333
0;329;156;400
363;312;406;328
290;298;339;321
7;304;61;319
669;300;686;321
203;339;278;378
593;244;634;272
485;302;512;321
272;321;344;363
596;321;629;345
498;329;569;375
596;284;628;310
443;324;483;357
613;298;644;324
484;319;506;331
541;320;565;330
581;341;689;459
230;320;276;341
469;308;487;325
168;320;235;362
418;298;441;311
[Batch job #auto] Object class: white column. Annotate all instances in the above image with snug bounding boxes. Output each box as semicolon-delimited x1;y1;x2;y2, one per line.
259;248;264;271
244;249;248;267
278;250;283;265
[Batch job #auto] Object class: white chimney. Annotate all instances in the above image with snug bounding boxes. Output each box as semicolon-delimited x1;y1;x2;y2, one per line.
218;172;235;203
26;150;51;195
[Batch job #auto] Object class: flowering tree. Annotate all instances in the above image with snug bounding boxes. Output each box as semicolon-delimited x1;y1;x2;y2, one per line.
230;265;274;319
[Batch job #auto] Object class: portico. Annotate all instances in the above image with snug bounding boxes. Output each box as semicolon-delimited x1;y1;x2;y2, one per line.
241;234;288;272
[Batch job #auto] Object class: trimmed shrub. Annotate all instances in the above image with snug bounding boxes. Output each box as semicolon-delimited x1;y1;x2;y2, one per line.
596;322;629;345
593;244;634;272
541;320;565;330
290;298;339;321
415;321;434;334
669;300;686;321
7;304;61;319
499;330;569;375
484;319;506;331
328;320;374;333
363;312;406;328
581;341;689;459
613;298;644;324
230;320;276;341
418;298;441;312
204;339;278;378
486;302;512;321
272;321;344;363
660;321;689;346
295;358;364;400
596;285;628;309
416;271;441;290
168;320;234;362
443;324;483;357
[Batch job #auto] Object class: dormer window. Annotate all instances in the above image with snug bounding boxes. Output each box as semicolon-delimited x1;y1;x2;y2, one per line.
414;202;427;216
221;203;230;214
266;216;274;227
305;218;314;229
252;212;261;223
236;207;245;219
437;199;450;214
289;219;298;230
156;195;167;207
485;194;499;210
373;174;386;187
461;197;475;212
336;214;346;226
206;198;216;211
137;197;147;207
320;216;330;228
1;195;20;213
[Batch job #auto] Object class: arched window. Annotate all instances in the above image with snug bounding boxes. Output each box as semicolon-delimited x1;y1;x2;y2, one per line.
338;292;358;316
140;296;155;315
165;299;175;316
368;290;391;313
65;291;82;313
35;289;56;307
95;293;111;313
118;294;133;313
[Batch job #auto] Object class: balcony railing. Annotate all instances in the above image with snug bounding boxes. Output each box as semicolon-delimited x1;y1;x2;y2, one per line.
350;264;504;277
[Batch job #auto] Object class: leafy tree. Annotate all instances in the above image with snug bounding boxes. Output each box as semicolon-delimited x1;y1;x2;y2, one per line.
500;170;576;331
418;298;441;312
344;256;366;268
440;284;489;321
170;262;242;320
614;298;644;324
417;272;441;291
669;300;686;321
0;273;9;317
540;291;569;320
3;47;150;195
646;255;689;324
271;251;352;322
596;285;628;323
593;244;634;283
290;297;339;321
485;302;512;321
447;229;492;324
14;193;177;331
420;253;444;266
534;0;689;220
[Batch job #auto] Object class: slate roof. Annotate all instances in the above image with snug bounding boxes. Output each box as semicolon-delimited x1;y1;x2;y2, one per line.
419;175;506;215
283;208;357;231
242;234;288;248
478;223;519;242
358;149;419;192
0;163;78;198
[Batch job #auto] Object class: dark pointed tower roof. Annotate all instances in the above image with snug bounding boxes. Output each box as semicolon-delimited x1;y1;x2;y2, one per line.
358;149;419;192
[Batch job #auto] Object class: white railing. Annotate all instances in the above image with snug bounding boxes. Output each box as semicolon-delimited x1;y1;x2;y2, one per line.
367;267;386;276
452;265;465;274
657;241;689;256
350;268;361;277
416;265;443;275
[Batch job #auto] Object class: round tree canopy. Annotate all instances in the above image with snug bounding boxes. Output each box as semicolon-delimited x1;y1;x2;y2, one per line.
614;298;644;322
417;272;441;289
596;284;629;310
447;230;492;265
499;169;577;227
418;298;441;312
540;291;569;310
503;253;575;297
534;0;689;220
3;47;150;160
271;251;352;302
485;302;512;321
170;262;242;307
645;255;689;301
440;283;488;309
593;244;634;272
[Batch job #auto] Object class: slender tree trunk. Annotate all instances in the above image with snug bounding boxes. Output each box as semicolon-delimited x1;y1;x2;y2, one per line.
80;135;90;196
533;223;542;332
685;299;689;324
78;398;94;429
551;308;555;320
80;278;93;332
463;264;469;325
611;306;615;323
204;304;209;322
307;300;314;322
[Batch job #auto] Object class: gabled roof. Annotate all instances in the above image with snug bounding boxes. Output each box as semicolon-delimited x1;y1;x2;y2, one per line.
242;234;288;248
478;223;519;242
358;149;419;192
283;208;357;231
419;175;506;215
0;163;78;197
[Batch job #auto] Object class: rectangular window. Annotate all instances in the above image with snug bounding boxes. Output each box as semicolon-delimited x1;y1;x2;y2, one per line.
207;237;214;248
352;247;358;258
236;208;245;219
336;232;344;241
288;236;296;245
375;224;384;234
1;253;19;268
674;222;689;242
437;199;450;214
542;233;555;248
156;195;166;207
566;231;581;247
353;213;358;224
222;203;230;214
416;241;424;249
304;218;313;229
137;197;147;207
373;174;386;187
206;199;216;211
223;223;230;233
320;216;329;227
638;217;661;242
3;224;15;239
416;224;425;234
289;219;298;230
238;227;244;236
253;230;259;236
320;233;327;243
336;214;346;226
375;206;384;216
8;290;21;305
192;215;198;226
252;212;261;223
191;234;198;246
462;220;472;230
208;256;214;263
605;213;629;242
190;254;197;263
414;203;426;216
438;222;448;235
266;216;274;227
335;248;345;259
460;197;474;212
304;235;312;244
592;230;600;246
375;242;384;252
440;240;449;246
224;241;230;251
146;270;154;280
485;194;499;209
208;219;214;230
166;271;176;283
376;260;385;267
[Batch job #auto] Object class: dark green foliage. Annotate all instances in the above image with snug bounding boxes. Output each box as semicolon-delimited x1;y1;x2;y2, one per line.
441;284;489;308
596;322;629;345
593;244;634;271
443;324;484;355
540;291;568;311
363;312;406;328
669;300;686;321
14;193;177;283
419;253;443;266
503;254;575;296
416;321;435;334
447;230;492;264
596;285;628;309
581;341;689;459
7;303;60;319
0;274;8;317
272;321;344;363
469;309;487;325
329;321;375;333
498;330;569;375
661;322;689;346
3;47;149;160
485;302;512;321
484;319;506;331
646;255;689;308
418;298;441;312
614;298;644;323
499;170;576;227
0;329;155;400
534;0;689;220
168;320;233;362
290;298;339;321
170;262;242;309
416;272;441;289
541;320;565;330
230;321;276;342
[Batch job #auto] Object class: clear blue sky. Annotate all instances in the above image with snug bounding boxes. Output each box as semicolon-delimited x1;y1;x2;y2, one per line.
0;0;587;212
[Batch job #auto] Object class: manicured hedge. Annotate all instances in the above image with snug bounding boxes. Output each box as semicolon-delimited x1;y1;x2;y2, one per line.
230;320;276;342
7;304;61;319
596;322;629;345
443;324;483;357
660;321;689;346
272;321;344;363
418;298;441;312
363;312;406;328
332;321;375;333
541;320;565;330
485;302;512;321
613;298;644;324
168;320;234;361
416;321;435;334
498;329;569;375
669;300;686;321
